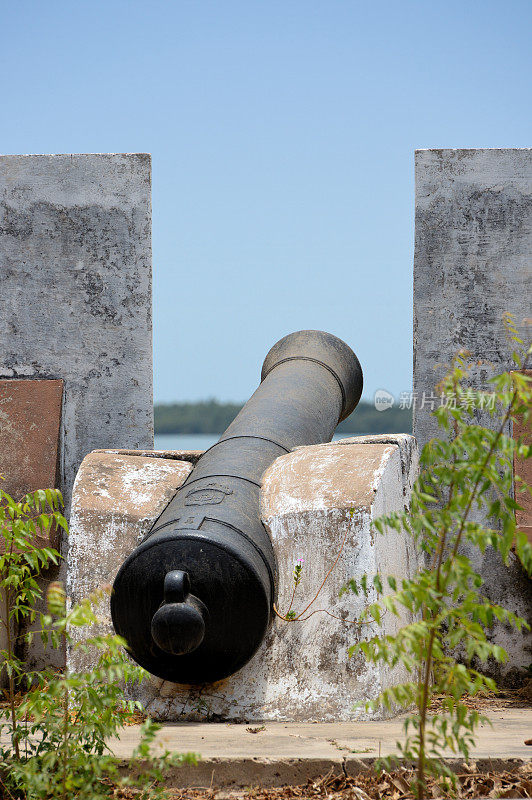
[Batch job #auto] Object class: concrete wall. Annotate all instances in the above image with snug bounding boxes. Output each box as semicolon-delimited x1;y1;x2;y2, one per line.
68;435;419;722
413;148;532;684
0;153;153;513
0;153;153;670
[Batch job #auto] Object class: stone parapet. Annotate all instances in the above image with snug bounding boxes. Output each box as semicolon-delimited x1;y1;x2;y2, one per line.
0;153;153;674
0;153;154;514
68;435;418;721
413;148;532;684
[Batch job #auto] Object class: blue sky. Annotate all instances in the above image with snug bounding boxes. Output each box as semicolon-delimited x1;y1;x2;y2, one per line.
1;1;530;403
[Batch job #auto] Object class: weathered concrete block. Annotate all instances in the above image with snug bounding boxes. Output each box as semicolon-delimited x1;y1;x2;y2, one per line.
413;148;532;683
68;435;418;721
0;153;153;672
0;154;153;513
413;148;531;444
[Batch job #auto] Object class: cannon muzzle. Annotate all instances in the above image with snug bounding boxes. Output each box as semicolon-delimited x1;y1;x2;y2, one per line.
111;330;363;683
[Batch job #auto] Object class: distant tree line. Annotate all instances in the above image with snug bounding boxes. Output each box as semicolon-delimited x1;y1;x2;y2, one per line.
154;399;412;435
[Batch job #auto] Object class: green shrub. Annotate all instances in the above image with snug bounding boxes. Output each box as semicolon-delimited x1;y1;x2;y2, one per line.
0;486;197;799
346;326;532;798
275;320;531;799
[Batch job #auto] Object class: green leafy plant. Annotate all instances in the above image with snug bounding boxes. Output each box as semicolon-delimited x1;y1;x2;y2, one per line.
345;326;532;798
0;485;65;758
272;320;531;798
0;485;197;799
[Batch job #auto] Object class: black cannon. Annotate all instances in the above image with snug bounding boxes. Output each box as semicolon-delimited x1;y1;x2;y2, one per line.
111;330;363;683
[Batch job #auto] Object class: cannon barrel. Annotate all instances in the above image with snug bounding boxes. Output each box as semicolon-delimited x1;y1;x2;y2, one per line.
111;330;363;683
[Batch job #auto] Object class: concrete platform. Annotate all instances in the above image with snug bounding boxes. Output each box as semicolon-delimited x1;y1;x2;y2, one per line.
69;436;419;722
115;710;532;788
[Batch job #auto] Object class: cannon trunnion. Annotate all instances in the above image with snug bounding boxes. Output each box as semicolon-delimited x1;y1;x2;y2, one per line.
111;330;363;684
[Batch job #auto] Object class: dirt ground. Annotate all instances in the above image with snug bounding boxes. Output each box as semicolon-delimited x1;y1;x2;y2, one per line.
118;764;532;799
428;683;532;713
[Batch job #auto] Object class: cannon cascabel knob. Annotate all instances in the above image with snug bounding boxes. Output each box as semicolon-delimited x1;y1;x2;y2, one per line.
111;330;363;684
150;571;207;656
